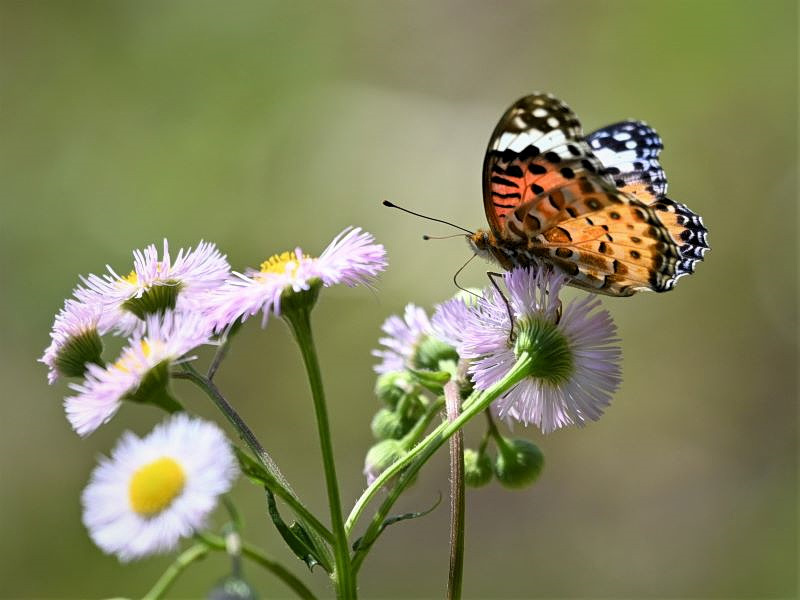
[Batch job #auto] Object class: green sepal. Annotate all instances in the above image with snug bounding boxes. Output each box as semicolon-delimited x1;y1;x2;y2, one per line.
125;361;183;413
121;281;182;319
351;493;442;554
280;279;322;316
54;329;104;379
515;318;574;385
408;367;451;393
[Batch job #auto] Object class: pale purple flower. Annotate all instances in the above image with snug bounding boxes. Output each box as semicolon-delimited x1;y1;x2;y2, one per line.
76;240;230;335
207;227;387;332
40;299;103;384
432;267;621;434
65;311;214;437
372;304;433;374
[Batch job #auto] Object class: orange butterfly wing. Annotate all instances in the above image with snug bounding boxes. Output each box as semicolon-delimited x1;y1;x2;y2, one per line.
480;94;707;296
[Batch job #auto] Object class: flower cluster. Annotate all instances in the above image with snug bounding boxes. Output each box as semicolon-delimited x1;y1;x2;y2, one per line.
368;266;621;488
43;228;387;561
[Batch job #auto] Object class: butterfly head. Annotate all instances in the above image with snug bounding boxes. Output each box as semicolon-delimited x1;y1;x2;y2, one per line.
468;229;513;270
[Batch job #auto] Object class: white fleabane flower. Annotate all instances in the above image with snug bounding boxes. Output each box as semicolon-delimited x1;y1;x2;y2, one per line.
65;311;213;437
40;299;104;384
432;267;621;434
207;227;387;332
82;414;238;562
76;240;230;335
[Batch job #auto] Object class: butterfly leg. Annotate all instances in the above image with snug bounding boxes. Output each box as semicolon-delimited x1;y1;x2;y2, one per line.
487;271;515;342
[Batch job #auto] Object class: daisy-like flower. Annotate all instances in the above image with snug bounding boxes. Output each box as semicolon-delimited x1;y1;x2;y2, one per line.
207;227;387;331
82;414;238;562
65;311;213;437
40;299;104;384
373;304;433;374
432;267;621;434
373;303;460;375
77;240;230;335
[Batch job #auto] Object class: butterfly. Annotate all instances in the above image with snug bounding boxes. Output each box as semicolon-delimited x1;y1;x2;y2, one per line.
469;93;709;296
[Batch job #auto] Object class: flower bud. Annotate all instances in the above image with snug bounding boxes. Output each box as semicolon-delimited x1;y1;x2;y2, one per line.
374;371;414;408
370;408;413;440
494;438;544;489
411;336;458;371
364;439;406;485
208;575;258;600
463;448;493;488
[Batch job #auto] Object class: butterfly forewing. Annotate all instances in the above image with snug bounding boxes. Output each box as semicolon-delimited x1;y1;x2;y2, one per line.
482;94;607;237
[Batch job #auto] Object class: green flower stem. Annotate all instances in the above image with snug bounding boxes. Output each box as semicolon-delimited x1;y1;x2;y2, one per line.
445;381;464;600
346;352;533;560
141;542;209;600
400;395;445;447
175;365;334;547
200;532;318;600
282;307;355;599
207;334;232;381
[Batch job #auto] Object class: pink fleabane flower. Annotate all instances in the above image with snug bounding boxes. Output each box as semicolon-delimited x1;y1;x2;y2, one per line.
76;240;230;335
432;267;622;434
207;227;387;331
65;311;214;437
373;304;433;374
40;299;104;384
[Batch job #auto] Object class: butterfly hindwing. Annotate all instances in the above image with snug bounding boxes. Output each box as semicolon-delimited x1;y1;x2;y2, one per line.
505;177;683;295
587;120;709;279
587;120;667;203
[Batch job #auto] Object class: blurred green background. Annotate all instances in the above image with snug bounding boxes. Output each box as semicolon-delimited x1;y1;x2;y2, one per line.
0;0;796;598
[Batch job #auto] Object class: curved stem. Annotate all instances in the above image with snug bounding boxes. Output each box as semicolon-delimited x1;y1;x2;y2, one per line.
348;352;533;572
175;365;334;546
141;542;209;600
200;532;318;600
283;307;355;599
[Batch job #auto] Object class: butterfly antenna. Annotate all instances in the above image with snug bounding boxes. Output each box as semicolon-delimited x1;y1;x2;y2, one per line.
422;233;466;241
383;200;474;235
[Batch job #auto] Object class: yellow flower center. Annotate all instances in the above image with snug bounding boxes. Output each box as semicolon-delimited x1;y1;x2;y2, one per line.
128;456;186;517
123;270;139;285
259;251;310;276
113;340;160;373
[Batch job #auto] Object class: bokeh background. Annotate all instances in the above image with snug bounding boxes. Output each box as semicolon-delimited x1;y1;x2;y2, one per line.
1;1;796;598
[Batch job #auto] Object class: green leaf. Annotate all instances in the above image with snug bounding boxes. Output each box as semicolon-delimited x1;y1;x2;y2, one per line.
352;493;442;554
266;489;329;572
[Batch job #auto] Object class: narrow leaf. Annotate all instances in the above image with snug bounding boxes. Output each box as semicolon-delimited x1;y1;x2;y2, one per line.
352;493;442;554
